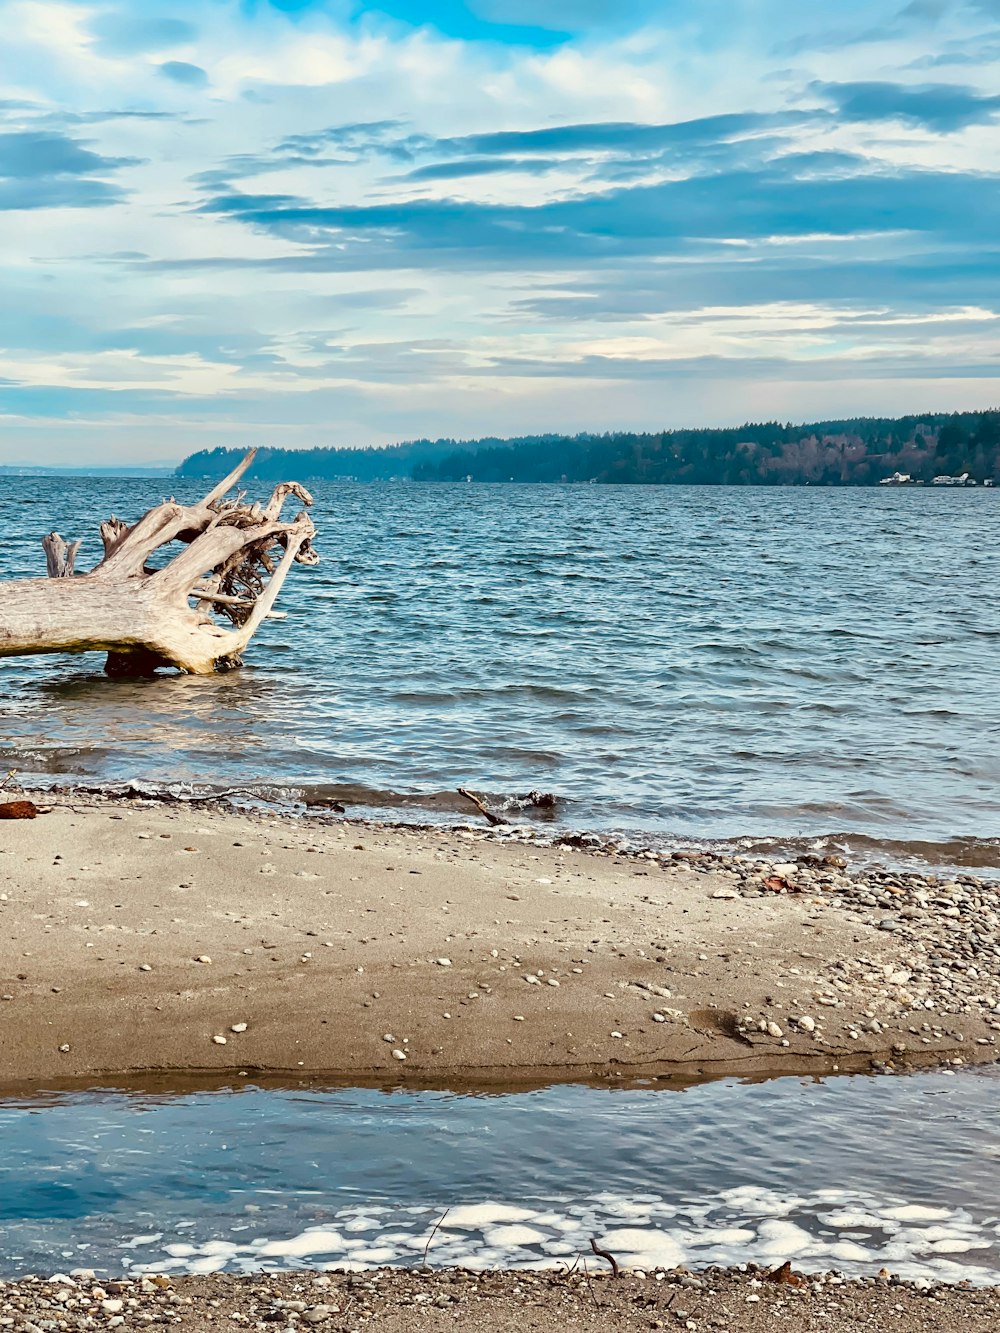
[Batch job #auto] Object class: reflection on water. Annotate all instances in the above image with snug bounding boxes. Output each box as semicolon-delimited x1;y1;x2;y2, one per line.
2;477;1000;864
0;1070;998;1282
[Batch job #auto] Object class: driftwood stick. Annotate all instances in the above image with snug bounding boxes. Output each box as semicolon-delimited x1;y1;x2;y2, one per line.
581;1257;601;1309
42;533;82;578
589;1238;620;1279
421;1209;450;1270
201;447;259;507
191;589;257;607
99;517;130;559
457;787;510;826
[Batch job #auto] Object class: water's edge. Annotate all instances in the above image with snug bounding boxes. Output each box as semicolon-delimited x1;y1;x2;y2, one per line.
1;1072;998;1284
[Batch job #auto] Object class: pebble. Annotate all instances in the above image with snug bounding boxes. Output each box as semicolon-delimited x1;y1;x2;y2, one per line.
435;958;452;966
795;1015;816;1033
195;955;212;964
212;1034;227;1045
392;1048;407;1060
230;1022;248;1033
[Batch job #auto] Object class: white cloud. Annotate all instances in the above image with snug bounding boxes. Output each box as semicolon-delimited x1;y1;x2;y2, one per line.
0;0;997;463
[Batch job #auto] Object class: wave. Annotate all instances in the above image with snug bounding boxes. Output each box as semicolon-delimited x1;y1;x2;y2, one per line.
19;775;1000;875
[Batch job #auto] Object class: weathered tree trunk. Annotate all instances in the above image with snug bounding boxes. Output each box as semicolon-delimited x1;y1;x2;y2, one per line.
0;450;318;676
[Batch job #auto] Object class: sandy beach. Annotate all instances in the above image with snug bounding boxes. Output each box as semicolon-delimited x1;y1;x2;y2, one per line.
1;795;997;1088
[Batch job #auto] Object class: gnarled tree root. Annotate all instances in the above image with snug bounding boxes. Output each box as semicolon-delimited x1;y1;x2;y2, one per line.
0;450;318;676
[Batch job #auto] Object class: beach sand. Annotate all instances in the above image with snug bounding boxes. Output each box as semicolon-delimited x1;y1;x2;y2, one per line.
2;1267;998;1333
1;796;997;1087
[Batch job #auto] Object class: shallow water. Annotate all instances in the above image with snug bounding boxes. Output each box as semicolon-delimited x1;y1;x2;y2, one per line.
2;479;1000;868
1;1070;998;1283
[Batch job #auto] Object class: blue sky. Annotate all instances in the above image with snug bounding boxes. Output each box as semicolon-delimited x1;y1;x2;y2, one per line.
0;0;998;463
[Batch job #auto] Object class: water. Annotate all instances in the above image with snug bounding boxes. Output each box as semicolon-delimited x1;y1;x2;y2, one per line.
2;478;1000;864
1;1070;997;1283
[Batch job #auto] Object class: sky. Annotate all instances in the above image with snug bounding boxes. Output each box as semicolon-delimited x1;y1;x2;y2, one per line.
0;1;999;464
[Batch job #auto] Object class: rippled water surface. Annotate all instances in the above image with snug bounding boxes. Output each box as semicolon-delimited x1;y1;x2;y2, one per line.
1;1071;998;1282
2;478;999;863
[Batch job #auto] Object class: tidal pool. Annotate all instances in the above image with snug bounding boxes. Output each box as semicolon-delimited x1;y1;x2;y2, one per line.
1;1068;997;1283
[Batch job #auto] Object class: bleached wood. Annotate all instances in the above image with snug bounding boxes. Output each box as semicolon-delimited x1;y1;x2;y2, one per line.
42;533;82;578
0;450;318;675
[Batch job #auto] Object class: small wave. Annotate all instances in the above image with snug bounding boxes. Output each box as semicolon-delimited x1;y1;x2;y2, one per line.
695;831;1000;873
24;777;1000;875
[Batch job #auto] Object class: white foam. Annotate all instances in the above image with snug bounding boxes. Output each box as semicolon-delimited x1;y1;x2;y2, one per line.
128;1189;998;1285
483;1226;548;1248
755;1219;820;1259
827;1241;872;1262
688;1227;755;1246
598;1229;684;1269
884;1205;953;1222
255;1230;346;1258
929;1240;989;1254
820;1211;891;1230
443;1204;539;1229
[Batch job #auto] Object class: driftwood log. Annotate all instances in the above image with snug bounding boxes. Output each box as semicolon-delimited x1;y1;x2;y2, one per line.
0;450;318;676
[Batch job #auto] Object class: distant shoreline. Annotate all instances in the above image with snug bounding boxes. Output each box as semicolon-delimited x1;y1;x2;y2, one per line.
173;410;1000;486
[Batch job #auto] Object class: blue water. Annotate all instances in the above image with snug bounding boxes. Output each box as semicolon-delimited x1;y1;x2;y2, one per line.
1;1070;998;1282
2;478;1000;865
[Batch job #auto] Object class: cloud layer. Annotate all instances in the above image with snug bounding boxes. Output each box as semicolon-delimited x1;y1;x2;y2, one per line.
0;0;998;463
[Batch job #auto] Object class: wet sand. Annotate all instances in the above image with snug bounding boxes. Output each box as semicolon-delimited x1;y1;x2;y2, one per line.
1;1267;998;1332
1;796;997;1087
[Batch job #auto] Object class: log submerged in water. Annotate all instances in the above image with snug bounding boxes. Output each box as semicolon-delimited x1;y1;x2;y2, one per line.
0;450;318;676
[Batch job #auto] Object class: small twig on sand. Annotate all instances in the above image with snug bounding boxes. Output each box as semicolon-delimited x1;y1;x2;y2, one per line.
590;1237;620;1279
457;787;509;826
0;770;16;793
581;1256;601;1310
421;1208;450;1269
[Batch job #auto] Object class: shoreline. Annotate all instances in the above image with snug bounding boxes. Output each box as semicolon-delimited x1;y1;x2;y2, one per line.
1;794;997;1090
1;1267;998;1332
19;778;1000;877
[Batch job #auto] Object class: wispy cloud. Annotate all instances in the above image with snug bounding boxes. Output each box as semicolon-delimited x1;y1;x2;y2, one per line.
811;79;1000;130
159;61;210;89
0;0;997;463
0;129;137;209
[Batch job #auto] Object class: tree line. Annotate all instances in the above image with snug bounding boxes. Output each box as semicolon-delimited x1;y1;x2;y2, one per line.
177;411;1000;486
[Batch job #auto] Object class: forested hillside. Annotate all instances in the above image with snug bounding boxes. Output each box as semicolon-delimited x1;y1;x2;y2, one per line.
177;411;1000;486
413;413;1000;485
